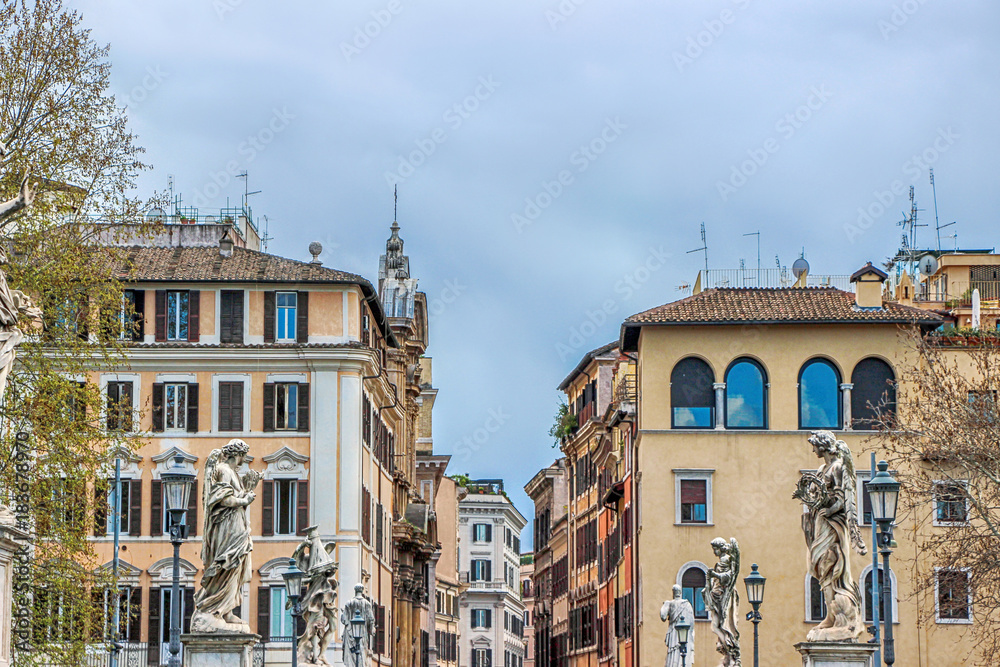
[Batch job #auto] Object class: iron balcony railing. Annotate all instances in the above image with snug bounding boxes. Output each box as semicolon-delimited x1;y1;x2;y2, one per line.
915;281;1000;306
702;269;853;291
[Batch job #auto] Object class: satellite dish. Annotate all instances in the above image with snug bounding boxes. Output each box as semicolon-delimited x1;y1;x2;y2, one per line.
204;215;216;225
792;257;810;279
918;254;939;277
145;207;166;223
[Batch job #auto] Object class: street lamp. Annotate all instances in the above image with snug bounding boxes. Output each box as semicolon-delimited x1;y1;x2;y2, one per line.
349;609;366;666
161;456;195;667
744;563;766;667
281;558;305;667
675;614;691;667
867;460;901;667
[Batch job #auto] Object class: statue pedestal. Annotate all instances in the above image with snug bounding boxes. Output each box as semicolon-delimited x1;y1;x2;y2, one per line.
0;522;29;667
795;642;876;667
181;632;259;667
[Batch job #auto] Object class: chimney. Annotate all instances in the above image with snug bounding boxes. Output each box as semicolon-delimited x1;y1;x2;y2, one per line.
219;229;234;258
850;262;888;309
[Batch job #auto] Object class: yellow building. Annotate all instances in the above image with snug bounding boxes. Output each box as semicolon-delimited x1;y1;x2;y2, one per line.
619;265;981;666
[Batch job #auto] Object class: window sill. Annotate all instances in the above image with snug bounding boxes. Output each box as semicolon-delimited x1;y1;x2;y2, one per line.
935;617;973;625
675;523;714;527
933;521;970;528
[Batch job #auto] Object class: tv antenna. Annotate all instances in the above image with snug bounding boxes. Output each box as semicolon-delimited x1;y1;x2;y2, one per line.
743;230;760;284
261;215;273;253
236;171;261;211
687;222;708;276
394;184;398;221
897;186;926;275
929;169;956;253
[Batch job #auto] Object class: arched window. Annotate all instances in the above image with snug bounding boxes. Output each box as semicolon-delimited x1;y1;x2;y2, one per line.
799;359;842;429
725;358;767;429
680;566;709;619
806;575;827;622
851;358;896;429
862;566;898;624
671;358;715;429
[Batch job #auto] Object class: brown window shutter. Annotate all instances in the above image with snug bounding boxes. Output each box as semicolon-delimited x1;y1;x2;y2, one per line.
261;480;274;536
152;383;164;433
128;587;142;643
232;290;244;343
93;480;107;537
188;291;200;342
131;290;145;341
183;587;194;633
257;586;270;641
187;479;198;537
122;381;134;432
129;478;142;537
231;382;243;432
263;292;276;343
297;383;310;432
296;291;309;343
263;383;276;432
148;587;160;650
375;605;385;654
151;480;163;537
218;382;231;432
154;290;166;341
220;290;244;344
186;383;199;433
296;480;309;536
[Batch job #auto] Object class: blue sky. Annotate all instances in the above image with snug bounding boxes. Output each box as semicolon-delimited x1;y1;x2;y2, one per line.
71;0;1000;538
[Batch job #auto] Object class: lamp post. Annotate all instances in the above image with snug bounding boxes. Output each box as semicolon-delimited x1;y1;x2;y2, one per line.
675;614;691;667
867;461;901;667
281;558;305;667
744;563;766;667
161;456;195;667
349;609;366;666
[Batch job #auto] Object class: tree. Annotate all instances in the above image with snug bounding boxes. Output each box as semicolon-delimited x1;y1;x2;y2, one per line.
0;1;153;663
871;328;1000;666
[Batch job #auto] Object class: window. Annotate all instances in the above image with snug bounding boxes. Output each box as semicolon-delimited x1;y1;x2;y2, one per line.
106;381;134;431
471;559;492;582
165;383;188;431
680;566;708;619
968;391;997;422
270;587;295;638
936;569;971;623
859;474;873;526
935;482;969;525
219;290;244;344
851;358;896;428
471;609;492;629
104;479;134;535
276;383;298;430
799;359;841;429
273;479;298;535
674;470;713;525
117;289;143;341
166;290;189;341
98;586;140;642
261;479;308;538
864;568;893;624
807;575;827;622
217;381;245;432
276;292;298;341
725;358;767;428
473;523;492;543
671;357;715;428
472;648;492;667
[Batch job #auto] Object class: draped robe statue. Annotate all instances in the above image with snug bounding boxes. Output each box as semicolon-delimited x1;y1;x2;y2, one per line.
341;584;376;667
292;526;339;665
794;430;868;642
192;439;261;633
661;584;695;667
705;537;741;667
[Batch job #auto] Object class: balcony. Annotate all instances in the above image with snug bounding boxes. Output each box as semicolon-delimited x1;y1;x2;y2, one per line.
607;374;636;428
915;281;1000;308
702;268;852;291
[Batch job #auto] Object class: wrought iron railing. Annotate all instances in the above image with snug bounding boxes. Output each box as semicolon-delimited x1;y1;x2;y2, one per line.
915;281;1000;306
702;269;852;291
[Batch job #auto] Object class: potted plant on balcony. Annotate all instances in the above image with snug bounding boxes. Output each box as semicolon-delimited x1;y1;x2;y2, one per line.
549;402;577;446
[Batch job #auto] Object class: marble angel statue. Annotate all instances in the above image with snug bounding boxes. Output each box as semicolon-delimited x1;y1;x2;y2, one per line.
705;537;741;667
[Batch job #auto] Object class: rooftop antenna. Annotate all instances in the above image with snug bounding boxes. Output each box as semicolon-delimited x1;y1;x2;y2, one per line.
743;230;760;284
260;215;273;253
929;169;956;253
897;186;926;275
687;222;708;277
394;184;398;221
236;171;262;212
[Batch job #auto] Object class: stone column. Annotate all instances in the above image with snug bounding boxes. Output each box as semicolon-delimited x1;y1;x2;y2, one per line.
713;383;726;430
795;641;876;666
0;522;28;667
840;383;854;431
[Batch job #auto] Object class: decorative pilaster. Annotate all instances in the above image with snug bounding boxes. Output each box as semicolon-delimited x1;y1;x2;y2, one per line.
840;383;854;431
713;383;726;430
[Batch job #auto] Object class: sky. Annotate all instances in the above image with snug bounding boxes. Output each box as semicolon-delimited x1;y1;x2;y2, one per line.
70;0;1000;539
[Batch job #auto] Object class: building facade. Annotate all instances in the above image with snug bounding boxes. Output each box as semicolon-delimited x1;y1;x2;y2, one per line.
520;555;534;667
458;480;527;667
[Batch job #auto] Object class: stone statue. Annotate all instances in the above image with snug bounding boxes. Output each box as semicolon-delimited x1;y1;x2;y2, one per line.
704;537;740;667
192;439;261;633
291;526;339;666
794;431;868;642
341;584;376;667
661;584;695;667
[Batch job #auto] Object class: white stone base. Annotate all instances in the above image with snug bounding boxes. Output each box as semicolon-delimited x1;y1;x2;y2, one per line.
182;632;259;667
795;641;877;667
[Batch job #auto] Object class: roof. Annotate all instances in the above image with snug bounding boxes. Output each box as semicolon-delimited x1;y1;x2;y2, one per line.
108;245;397;346
621;287;942;351
850;262;888;282
557;341;619;391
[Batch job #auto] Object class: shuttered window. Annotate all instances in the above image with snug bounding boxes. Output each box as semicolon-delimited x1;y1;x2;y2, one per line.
152;383;198;433
263;383;309;432
218;381;244;432
680;480;708;523
219;290;244;344
106;381;134;431
264;291;308;343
